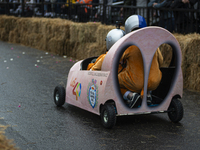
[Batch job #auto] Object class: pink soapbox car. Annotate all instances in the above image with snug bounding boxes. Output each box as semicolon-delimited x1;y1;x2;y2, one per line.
53;27;184;128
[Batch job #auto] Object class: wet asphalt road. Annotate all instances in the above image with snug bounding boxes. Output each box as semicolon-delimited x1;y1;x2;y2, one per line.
0;40;200;150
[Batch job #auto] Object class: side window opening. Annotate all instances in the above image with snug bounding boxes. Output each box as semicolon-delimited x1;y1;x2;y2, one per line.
116;43;177;108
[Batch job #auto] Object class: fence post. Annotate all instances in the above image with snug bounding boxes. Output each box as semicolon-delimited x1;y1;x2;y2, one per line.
42;0;44;16
102;0;107;24
21;0;25;17
69;1;71;20
6;0;10;15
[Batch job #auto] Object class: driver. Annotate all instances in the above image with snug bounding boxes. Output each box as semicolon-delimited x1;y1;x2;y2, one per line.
87;26;125;71
118;15;163;108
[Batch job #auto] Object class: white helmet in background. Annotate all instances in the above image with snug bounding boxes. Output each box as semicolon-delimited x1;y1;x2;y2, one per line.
125;15;147;34
106;28;125;50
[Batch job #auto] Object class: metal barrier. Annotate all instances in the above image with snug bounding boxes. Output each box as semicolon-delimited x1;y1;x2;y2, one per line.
0;0;199;34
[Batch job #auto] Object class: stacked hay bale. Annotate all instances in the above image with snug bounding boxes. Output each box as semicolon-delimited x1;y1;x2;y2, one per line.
159;33;200;91
0;125;18;150
180;34;200;91
68;22;114;59
0;15;17;41
9;17;72;55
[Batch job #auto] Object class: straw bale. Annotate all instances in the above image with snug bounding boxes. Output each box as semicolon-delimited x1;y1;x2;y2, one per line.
181;36;200;90
159;44;173;67
27;33;43;48
9;28;20;44
87;43;107;57
0;125;18;150
47;37;65;55
184;64;200;91
1;16;17;32
0;16;5;28
63;39;74;56
70;22;100;43
0;28;8;41
26;18;42;34
183;38;200;65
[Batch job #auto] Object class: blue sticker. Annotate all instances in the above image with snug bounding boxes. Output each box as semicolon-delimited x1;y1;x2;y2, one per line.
87;79;98;108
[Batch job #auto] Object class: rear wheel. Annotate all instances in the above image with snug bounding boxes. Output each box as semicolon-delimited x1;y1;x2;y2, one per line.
101;104;116;129
168;99;183;123
54;85;66;107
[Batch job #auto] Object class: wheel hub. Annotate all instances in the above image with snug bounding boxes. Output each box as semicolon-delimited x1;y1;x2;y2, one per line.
103;110;108;123
55;91;59;102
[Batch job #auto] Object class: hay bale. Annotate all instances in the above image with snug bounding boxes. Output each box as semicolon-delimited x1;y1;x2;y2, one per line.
159;44;173;67
0;125;18;150
0;28;8;41
181;36;200;90
68;22;105;59
184;64;200;91
0;15;18;41
63;39;74;56
9;28;20;43
27;33;43;48
47;37;65;55
70;22;100;43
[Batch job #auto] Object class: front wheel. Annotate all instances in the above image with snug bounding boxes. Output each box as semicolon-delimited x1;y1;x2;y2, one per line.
100;104;116;129
54;85;66;107
168;99;184;123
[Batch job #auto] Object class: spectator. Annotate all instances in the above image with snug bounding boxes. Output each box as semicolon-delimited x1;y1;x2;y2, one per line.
148;0;175;32
119;1;148;22
60;0;76;18
136;0;148;19
44;0;56;17
169;0;198;33
56;0;65;15
119;0;136;22
95;0;112;23
50;0;56;17
44;0;51;16
26;0;36;17
76;0;93;22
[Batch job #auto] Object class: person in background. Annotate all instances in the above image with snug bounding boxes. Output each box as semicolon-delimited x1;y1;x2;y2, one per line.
44;0;51;17
148;0;175;32
60;0;76;18
76;0;93;22
119;0;136;22
95;0;112;23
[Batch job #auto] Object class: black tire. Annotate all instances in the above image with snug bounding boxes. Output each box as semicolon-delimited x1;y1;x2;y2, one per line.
168;99;184;123
54;85;66;107
100;104;116;129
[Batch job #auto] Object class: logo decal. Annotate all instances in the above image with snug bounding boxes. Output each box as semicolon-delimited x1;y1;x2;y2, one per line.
87;79;98;108
70;77;81;100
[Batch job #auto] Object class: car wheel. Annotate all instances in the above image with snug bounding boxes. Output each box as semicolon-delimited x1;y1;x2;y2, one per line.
168;99;183;123
101;104;116;129
54;85;66;107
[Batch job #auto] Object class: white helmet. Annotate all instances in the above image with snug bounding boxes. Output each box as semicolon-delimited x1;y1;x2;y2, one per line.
125;15;147;34
106;29;125;50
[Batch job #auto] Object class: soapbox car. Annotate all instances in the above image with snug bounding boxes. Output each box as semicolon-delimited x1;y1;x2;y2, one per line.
53;27;184;129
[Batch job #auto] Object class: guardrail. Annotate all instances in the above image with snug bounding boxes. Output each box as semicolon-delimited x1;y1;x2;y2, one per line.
0;0;199;34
